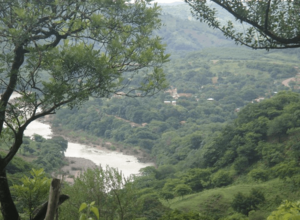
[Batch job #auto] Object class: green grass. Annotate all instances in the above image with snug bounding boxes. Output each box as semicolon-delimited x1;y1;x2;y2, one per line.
163;178;300;219
166;183;253;210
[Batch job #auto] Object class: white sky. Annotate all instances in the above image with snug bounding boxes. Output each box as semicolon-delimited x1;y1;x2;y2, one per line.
153;0;184;3
128;0;185;4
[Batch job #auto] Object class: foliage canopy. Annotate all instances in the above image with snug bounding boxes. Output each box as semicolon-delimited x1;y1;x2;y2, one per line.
61;166;138;220
0;0;168;219
11;168;51;220
185;0;300;49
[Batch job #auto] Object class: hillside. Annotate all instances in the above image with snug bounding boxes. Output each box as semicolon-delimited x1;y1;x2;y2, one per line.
3;2;300;220
156;13;234;54
45;7;300;217
49;46;300;219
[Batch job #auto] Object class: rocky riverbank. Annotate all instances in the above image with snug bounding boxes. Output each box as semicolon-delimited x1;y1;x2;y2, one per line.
59;157;98;183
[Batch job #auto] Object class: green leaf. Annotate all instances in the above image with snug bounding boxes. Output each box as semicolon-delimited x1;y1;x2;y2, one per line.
79;203;87;212
90;206;99;220
79;213;87;220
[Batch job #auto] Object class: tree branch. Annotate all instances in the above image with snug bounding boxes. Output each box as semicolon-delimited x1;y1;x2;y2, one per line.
209;0;300;46
264;0;272;32
0;46;26;135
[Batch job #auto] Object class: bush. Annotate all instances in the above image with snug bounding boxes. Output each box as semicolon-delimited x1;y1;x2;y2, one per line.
232;188;265;216
60;166;139;220
267;200;300;220
248;168;269;182
223;213;249;220
174;184;192;198
233;156;249;174
159;209;213;220
200;193;230;219
12;169;51;219
211;170;233;187
160;190;175;201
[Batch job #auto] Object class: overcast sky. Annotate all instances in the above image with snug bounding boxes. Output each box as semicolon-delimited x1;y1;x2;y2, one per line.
154;0;184;3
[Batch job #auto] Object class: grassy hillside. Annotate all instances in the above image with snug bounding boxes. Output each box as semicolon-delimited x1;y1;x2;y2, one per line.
165;178;300;220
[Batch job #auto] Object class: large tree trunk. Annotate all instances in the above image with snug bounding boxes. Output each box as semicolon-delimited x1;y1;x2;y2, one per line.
0;169;20;220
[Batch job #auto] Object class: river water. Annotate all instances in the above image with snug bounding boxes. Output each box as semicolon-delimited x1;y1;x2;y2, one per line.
24;120;154;177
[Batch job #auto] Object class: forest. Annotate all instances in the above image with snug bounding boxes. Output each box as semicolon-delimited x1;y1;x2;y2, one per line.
1;1;300;220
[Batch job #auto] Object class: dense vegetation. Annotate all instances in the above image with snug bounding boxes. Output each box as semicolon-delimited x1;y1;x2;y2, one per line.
48;48;300;219
2;3;300;220
52;46;299;168
186;0;300;49
0;134;67;174
0;0;169;218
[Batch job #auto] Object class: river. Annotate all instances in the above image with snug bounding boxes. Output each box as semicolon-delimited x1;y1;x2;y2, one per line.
24;120;154;177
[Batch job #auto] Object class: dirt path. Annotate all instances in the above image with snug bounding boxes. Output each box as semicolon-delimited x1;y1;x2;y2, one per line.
107;114;141;127
282;77;296;87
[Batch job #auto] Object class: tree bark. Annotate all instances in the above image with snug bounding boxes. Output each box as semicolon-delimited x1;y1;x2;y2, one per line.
44;179;61;220
32;194;69;220
0;170;20;220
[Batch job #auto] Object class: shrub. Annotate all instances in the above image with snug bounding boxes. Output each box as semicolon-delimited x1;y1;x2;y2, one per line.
174;184;192;199
211;170;233;187
223;213;249;220
267;200;300;220
110;145;116;151
248;168;269;182
232;188;265;216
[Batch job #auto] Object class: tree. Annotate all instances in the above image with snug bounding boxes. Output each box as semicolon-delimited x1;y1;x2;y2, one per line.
159;209;213;220
60;166;138;220
185;0;300;49
137;192;169;220
248;168;269;182
183;168;211;192
160;190;175;203
231;188;265;216
78;201;100;220
174;184;192;199
0;0;169;219
11;168;51;220
267;200;300;220
211;170;233;187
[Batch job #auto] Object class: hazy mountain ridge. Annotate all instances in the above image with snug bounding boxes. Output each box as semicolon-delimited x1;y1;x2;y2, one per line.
157;4;236;55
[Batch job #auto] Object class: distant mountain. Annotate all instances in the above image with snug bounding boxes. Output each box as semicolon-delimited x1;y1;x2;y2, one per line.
157;4;236;56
